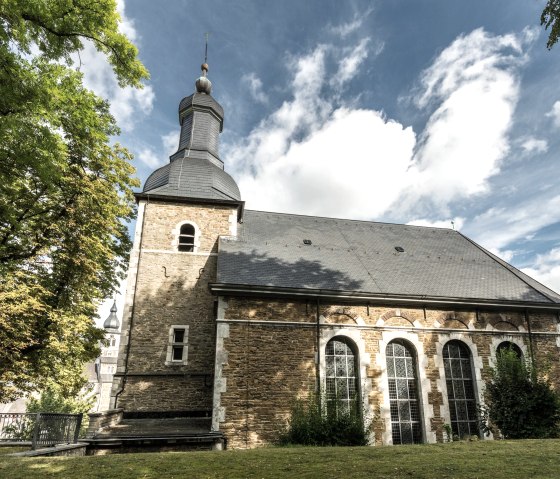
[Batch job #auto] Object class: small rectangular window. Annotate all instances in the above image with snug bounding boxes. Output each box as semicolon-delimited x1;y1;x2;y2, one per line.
172;346;184;361
174;329;185;343
166;325;188;365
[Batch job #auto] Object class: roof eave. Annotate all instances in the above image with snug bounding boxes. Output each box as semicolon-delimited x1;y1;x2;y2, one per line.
135;192;245;221
208;283;560;312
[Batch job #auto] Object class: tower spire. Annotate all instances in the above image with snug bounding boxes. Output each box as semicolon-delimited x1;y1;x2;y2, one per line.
196;33;212;94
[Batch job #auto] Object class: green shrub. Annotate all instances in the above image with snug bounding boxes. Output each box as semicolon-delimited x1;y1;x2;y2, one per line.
481;349;560;439
278;394;370;446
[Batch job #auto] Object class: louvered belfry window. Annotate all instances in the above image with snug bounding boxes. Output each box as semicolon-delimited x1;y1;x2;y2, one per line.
325;338;358;415
443;340;479;439
386;340;422;444
178;224;195;252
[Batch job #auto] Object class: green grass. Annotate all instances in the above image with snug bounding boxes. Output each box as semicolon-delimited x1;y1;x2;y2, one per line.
0;447;29;455
1;440;560;478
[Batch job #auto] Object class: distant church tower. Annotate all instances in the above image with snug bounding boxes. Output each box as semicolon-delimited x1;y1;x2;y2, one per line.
110;64;243;413
95;301;121;412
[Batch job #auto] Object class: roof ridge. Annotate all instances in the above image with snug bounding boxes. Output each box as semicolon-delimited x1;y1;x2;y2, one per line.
244;209;456;231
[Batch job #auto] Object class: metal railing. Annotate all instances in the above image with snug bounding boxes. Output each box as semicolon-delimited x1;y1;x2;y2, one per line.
0;413;82;450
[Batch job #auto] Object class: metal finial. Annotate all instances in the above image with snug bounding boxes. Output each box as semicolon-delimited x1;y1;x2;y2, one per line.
196;33;212;94
204;32;209;64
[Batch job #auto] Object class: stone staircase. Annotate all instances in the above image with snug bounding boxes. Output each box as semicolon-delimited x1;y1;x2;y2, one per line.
84;410;224;454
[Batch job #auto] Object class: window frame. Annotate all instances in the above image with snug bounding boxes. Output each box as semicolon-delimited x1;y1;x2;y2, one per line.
442;340;480;439
386;339;423;445
325;336;360;416
166;325;189;365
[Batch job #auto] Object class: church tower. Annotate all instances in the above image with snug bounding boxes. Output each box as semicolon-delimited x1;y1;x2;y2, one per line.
95;301;121;412
110;64;243;415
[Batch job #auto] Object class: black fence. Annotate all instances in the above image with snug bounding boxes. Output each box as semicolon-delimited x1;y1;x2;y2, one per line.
0;413;82;450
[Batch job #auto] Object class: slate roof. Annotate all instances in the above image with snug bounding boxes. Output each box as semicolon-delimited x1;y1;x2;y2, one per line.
142;157;241;201
215;210;560;306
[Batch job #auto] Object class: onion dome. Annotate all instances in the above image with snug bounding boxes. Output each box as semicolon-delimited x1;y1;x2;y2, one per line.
103;301;120;330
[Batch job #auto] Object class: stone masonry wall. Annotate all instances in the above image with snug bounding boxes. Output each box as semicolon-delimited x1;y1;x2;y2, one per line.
114;201;237;412
215;297;560;448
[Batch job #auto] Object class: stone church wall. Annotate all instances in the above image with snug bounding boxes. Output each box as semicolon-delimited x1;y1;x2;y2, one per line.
113;200;238;412
214;297;560;448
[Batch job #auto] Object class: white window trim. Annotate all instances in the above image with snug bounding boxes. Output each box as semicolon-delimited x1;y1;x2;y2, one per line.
319;328;373;443
488;336;528;368
378;331;434;445
166;325;189;366
171;220;201;253
435;335;485;440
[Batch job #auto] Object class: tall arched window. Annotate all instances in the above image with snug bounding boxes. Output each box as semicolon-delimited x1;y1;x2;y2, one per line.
386;340;422;444
325;337;359;415
178;224;195;252
497;341;523;359
443;340;479;439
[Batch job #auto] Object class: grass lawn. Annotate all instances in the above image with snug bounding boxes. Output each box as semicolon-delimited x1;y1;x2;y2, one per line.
1;439;560;478
0;447;29;456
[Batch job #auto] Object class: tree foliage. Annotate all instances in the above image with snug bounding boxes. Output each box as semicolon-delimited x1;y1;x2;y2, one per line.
0;0;148;401
482;349;560;439
278;395;370;447
542;0;560;49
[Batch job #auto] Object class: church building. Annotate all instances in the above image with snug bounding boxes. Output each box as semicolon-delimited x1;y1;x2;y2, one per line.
99;64;560;450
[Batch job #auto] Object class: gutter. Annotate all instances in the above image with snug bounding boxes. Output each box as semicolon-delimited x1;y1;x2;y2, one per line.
208;283;560;312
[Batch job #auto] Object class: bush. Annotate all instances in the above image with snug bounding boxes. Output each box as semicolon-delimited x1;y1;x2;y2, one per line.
481;349;560;439
278;395;370;446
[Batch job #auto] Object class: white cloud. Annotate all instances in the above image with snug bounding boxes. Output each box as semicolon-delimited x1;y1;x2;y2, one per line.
466;194;560;252
520;137;548;153
227;29;534;222
116;0;137;42
162;130;179;157
402;28;532;210
328;9;374;38
227;41;415;219
242;73;268;104
330;38;371;89
407;217;465;231
522;247;560;293
546;100;560;128
137;147;162;168
74;0;154;130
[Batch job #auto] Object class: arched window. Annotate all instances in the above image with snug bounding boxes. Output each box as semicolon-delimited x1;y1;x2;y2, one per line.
497;341;523;359
386;340;422;444
443;340;479;439
325;337;359;415
109;335;116;347
178;223;195;252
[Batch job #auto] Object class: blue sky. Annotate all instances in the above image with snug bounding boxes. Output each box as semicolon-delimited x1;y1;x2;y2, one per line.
90;1;560;320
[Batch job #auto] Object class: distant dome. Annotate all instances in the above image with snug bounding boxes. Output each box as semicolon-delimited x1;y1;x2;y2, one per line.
103;301;120;330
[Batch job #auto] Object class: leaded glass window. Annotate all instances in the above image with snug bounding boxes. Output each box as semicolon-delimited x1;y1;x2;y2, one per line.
325;338;358;415
443;340;479;439
386;340;422;444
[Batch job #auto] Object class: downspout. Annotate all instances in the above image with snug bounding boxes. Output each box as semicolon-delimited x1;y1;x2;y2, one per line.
114;199;148;407
316;297;321;408
524;309;536;377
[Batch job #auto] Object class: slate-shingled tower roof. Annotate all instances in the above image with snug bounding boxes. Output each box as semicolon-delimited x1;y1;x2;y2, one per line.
139;64;242;204
212;210;560;310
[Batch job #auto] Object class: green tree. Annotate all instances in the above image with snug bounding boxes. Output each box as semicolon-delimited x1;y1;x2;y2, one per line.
482;349;560;439
542;0;560;49
0;0;148;401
